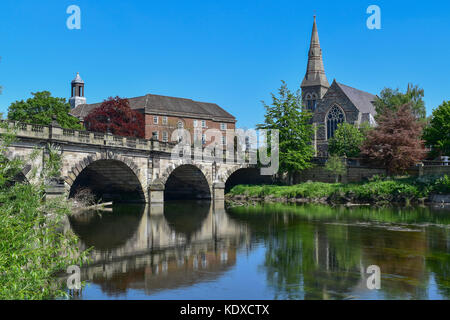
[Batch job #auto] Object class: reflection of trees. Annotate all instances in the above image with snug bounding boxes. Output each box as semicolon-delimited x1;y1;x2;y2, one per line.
229;205;363;299
228;203;450;300
426;227;450;299
360;228;429;299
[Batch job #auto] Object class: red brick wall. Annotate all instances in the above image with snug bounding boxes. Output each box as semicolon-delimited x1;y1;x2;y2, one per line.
144;114;235;146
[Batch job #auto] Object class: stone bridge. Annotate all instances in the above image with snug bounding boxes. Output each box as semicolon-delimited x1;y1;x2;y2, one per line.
1;122;271;203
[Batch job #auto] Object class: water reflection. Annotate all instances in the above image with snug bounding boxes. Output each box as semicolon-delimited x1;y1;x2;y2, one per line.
67;200;249;297
66;202;450;300
228;203;450;300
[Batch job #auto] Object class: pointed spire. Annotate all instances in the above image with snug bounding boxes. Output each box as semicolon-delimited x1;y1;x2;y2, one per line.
301;16;329;89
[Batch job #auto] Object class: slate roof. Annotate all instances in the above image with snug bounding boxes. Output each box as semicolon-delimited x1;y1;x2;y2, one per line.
70;93;236;122
336;82;377;116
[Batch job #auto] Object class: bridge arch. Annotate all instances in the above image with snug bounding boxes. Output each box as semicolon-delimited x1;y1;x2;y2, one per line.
223;166;274;194
161;163;212;200
65;153;146;203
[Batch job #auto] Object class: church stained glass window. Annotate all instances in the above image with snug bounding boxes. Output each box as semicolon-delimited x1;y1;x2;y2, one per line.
326;105;345;139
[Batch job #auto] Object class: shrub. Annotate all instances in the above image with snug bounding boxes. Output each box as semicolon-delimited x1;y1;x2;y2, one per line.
432;175;450;194
0;125;88;299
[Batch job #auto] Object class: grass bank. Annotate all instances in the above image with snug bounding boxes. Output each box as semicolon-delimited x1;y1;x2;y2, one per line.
227;175;450;205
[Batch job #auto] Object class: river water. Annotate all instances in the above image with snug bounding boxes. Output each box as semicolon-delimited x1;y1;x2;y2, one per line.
65;201;450;300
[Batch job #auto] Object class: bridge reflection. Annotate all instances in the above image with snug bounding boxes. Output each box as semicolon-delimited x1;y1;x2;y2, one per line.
66;200;249;297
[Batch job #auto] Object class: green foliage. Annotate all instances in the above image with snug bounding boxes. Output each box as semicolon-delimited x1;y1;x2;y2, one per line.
328;122;366;157
257;81;315;176
374;83;426;120
423;101;450;158
432;175;450;194
228;174;450;204
325;155;347;183
7;91;82;130
0;124;88;299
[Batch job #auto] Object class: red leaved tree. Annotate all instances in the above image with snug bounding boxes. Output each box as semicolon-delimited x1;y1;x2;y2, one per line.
360;104;426;175
84;97;145;138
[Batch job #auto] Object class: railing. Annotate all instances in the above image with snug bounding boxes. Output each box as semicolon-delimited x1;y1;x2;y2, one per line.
0;121;254;158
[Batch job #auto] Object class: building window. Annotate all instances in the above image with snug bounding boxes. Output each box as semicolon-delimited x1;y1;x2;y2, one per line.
153;116;158;124
222;135;226;145
193;120;198;128
245;136;250;150
220;123;227;130
307;99;317;111
152;131;159;140
326;105;345;140
201;120;206;128
162;116;168;125
305;93;317;112
162;131;168;142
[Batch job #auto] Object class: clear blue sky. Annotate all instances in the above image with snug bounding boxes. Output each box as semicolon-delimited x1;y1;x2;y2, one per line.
0;0;449;128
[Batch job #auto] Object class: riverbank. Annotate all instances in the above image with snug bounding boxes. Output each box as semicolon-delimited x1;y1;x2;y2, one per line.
226;175;450;206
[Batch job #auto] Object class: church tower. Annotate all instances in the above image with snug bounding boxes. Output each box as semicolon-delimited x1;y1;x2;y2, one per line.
301;16;329;112
69;72;86;109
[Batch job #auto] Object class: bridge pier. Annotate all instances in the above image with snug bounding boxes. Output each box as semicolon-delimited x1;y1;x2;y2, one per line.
149;180;165;204
212;182;225;201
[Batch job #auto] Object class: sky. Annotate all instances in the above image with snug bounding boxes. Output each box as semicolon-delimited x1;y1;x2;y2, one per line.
0;0;449;129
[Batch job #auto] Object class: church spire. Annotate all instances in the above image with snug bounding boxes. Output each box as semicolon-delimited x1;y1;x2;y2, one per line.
301;16;329;91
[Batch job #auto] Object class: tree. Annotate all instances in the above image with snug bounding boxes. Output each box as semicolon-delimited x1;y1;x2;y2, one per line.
374;83;426;120
328;122;366;158
360;104;426;175
257;81;315;182
325;154;347;183
0;124;87;299
84;96;145;138
423;101;450;158
7;91;82;129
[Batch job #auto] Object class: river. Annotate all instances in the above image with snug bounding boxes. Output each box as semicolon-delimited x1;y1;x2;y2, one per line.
64;201;450;300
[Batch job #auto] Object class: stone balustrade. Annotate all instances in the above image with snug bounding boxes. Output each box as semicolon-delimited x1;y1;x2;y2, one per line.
0;121;170;152
0;121;253;160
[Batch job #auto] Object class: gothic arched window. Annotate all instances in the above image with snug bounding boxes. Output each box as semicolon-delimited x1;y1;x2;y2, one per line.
305;93;318;112
326;105;345;139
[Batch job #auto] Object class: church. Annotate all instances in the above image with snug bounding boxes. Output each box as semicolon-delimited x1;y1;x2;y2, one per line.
301;17;377;157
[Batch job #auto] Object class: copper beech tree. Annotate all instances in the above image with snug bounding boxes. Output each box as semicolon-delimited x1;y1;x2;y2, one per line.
360;104;426;175
84;97;145;138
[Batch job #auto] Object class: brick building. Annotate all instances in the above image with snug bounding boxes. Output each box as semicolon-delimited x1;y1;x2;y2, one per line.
301;16;378;156
69;74;236;145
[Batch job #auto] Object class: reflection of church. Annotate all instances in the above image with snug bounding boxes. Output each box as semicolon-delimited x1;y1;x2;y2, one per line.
301;17;377;156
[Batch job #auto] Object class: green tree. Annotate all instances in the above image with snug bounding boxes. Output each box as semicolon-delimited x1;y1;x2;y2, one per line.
423;101;450;158
374;83;426;120
328;122;366;158
257;81;315;183
325;154;347;183
0;124;88;299
7;91;82;129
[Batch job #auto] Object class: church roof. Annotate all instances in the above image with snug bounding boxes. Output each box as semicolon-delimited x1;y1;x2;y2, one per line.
336;82;377;116
70;93;236;122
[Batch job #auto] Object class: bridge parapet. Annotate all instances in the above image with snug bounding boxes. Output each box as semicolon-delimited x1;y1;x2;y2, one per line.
1;121;257;162
0;121;166;151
